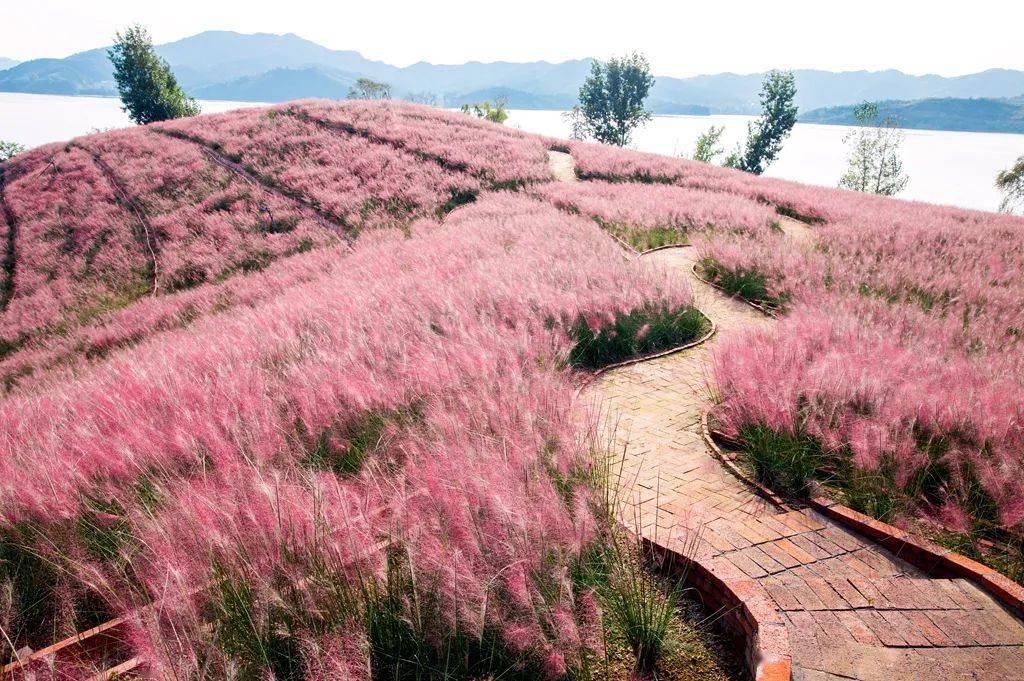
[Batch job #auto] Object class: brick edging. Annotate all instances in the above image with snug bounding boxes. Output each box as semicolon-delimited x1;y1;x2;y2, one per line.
806;496;1024;619
0;615;130;675
641;535;792;681
701;408;1024;621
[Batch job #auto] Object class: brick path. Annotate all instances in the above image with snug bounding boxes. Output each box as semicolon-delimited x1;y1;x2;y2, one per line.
582;233;1024;679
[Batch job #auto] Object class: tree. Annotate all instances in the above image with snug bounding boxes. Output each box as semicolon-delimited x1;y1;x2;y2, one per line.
109;25;199;125
460;100;508;124
727;70;798;174
997;156;1024;214
562;105;588;141
577;52;654;146
839;102;909;196
405;92;440;106
0;140;25;162
348;78;391;100
692;125;725;163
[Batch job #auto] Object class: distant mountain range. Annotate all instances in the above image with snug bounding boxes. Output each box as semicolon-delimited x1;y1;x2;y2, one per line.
0;58;19;71
2;31;1023;122
801;97;1024;133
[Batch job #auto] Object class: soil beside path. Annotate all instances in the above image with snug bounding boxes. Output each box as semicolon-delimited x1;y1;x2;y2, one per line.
550;153;1024;680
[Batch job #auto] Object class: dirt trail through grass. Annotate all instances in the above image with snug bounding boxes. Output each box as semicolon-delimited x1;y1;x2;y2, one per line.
548;150;579;183
551;153;1024;680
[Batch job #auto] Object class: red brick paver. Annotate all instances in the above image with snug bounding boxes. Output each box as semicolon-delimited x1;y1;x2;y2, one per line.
584;243;1024;680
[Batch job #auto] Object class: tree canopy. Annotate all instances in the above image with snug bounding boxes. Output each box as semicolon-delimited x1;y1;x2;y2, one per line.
460;100;508;124
839;102;909;196
577;53;654;146
348;78;391;100
109;25;199;125
692;125;726;164
997;156;1024;214
727;70;798;175
0;140;25;162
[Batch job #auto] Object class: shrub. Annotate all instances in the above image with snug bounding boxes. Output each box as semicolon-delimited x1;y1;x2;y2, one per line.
734;425;820;497
569;304;707;370
460;100;509;125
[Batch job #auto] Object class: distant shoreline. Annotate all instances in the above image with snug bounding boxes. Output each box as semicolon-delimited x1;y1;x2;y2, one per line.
800;97;1024;135
3;90;1023;137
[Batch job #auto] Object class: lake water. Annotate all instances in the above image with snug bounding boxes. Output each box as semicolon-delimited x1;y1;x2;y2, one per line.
507;110;1023;213
0;92;263;147
1;93;1020;213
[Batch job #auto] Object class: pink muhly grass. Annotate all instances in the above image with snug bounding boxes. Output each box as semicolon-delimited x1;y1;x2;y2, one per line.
531;179;777;238
75;127;339;291
0;192;686;675
292;99;553;186
554;136;1024;534
0;244;350;394
0;144;151;342
155;106;482;229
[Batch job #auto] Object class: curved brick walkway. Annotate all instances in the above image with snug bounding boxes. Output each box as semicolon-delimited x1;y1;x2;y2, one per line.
555;149;1024;678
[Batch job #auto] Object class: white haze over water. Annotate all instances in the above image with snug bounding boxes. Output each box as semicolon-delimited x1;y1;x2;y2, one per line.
1;93;1020;213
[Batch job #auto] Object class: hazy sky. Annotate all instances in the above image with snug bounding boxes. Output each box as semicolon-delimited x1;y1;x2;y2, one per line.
6;1;1023;77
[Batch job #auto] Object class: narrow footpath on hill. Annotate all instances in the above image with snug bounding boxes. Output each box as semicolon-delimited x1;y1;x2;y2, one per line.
545;151;1024;680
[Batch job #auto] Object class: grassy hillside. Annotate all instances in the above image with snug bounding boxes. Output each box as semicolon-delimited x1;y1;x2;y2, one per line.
0;102;724;678
2;100;1023;677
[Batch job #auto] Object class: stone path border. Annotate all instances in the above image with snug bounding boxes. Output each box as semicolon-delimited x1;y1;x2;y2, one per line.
702;411;1024;620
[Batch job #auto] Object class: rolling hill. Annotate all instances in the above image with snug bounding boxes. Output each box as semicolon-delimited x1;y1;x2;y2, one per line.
2;99;1024;679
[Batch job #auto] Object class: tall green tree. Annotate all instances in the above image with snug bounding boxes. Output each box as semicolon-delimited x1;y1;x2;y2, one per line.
839;102;909;195
0;140;25;162
727;70;798;174
109;25;199;125
348;78;391;100
997;156;1024;214
577;53;655;146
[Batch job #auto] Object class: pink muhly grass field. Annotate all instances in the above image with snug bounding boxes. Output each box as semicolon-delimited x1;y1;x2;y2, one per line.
531;179;778;250
563;136;1024;540
567;140;833;222
0;244;350;393
291;99;554;186
155;106;482;228
551;143;1024;537
8;93;1024;674
0;144;151;344
0;185;690;675
76;127;339;291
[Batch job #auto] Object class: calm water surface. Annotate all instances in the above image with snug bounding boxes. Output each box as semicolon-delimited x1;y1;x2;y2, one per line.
1;94;1020;213
0;92;263;147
